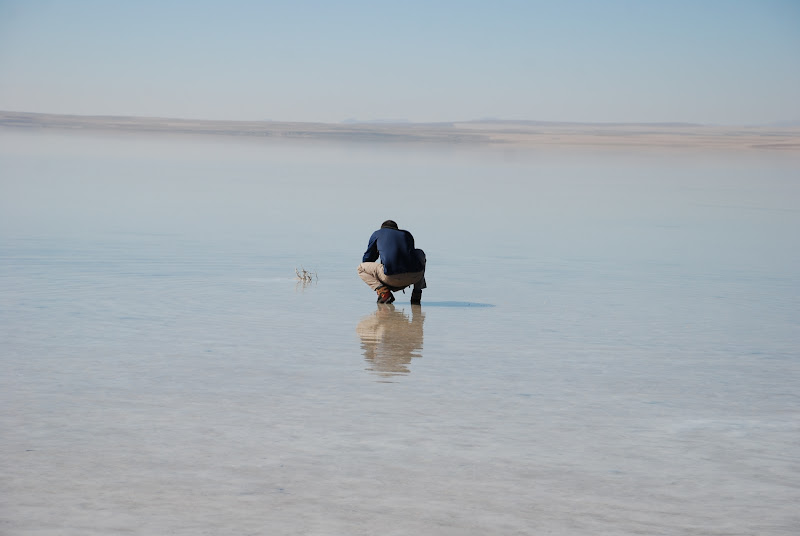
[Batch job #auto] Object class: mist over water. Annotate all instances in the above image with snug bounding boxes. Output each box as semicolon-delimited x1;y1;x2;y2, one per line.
2;129;799;535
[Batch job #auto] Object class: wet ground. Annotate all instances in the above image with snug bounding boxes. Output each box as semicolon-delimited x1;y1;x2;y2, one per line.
2;131;799;535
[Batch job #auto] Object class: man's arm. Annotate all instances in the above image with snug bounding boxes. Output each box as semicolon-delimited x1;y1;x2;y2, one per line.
362;232;379;262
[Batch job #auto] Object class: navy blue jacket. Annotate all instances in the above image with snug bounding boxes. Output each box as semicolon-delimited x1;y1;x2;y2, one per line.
362;227;424;275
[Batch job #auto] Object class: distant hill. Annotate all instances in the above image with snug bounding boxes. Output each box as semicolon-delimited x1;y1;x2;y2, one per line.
465;118;705;128
764;119;800;128
342;118;411;124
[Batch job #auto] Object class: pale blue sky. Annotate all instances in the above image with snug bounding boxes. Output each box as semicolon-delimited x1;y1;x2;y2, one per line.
1;0;798;124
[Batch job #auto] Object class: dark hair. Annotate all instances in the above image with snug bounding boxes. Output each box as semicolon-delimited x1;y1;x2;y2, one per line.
381;220;399;230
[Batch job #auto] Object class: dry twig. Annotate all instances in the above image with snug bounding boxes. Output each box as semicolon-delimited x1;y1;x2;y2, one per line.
295;267;317;283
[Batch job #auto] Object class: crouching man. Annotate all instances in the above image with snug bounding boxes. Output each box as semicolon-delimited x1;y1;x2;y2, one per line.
357;220;426;304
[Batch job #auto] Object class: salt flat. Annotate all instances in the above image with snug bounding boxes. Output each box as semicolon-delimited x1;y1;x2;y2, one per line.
1;129;798;535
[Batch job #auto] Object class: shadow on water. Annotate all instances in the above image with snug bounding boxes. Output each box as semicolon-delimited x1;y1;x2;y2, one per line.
356;304;425;379
416;301;495;308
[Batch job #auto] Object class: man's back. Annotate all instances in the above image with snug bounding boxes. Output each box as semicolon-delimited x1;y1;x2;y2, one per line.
362;227;423;275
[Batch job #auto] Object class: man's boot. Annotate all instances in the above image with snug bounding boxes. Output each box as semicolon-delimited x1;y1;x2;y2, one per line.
376;286;395;304
410;289;422;305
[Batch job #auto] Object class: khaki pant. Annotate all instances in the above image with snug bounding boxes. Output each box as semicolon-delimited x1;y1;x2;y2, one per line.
358;250;426;292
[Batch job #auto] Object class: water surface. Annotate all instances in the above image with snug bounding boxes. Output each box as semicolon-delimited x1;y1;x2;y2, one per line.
1;130;799;535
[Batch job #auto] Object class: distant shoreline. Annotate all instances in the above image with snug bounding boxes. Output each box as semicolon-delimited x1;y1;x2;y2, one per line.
2;110;799;151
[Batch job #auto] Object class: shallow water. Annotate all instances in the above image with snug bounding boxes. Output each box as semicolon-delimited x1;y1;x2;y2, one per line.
1;129;799;535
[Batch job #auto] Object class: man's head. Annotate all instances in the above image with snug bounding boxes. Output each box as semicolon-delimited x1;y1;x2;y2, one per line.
381;220;399;230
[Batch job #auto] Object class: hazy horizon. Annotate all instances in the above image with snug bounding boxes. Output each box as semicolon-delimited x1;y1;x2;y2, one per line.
1;1;799;126
2;109;799;130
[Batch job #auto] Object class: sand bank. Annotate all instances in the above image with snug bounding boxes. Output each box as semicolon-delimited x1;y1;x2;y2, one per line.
2;110;799;151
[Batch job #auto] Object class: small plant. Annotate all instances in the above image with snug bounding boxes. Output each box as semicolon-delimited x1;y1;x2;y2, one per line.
295;267;317;283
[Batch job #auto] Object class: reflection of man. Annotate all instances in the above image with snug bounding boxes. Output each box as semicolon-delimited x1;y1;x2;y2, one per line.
358;220;426;304
356;305;425;377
